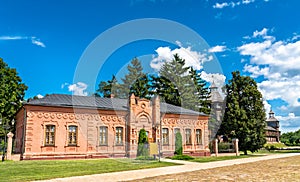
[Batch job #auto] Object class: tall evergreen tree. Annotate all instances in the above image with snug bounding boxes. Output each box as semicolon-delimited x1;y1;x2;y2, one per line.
153;54;198;110
189;68;211;114
95;75;121;98
218;71;266;154
119;58;150;99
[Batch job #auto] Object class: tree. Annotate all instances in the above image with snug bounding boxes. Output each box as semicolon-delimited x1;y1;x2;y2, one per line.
120;58;150;99
174;132;183;155
95;75;121;98
189;68;211;114
137;128;149;157
153;54;198;111
0;58;28;137
280;129;300;146
218;71;266;154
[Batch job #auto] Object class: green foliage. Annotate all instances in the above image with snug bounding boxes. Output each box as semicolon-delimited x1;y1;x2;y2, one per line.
264;143;286;151
174;132;183;155
120;58;151;99
95;75;121;98
137;129;149;157
0;58;27;137
218;71;266;154
189;67;211;114
218;142;234;152
280;129;300;146
170;154;194;160
153;54;198;110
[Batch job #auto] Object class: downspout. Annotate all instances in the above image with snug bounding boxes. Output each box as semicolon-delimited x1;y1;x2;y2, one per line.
21;105;26;160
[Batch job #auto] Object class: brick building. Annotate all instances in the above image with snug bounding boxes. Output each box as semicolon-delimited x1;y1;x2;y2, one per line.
14;94;210;160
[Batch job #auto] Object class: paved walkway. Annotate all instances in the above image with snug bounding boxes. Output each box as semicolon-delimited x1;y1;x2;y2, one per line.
38;153;300;182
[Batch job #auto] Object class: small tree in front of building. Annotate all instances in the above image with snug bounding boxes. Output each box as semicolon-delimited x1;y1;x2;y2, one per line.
174;132;183;155
137;129;149;157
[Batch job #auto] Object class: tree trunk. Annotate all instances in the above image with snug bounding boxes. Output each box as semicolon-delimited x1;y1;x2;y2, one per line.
244;150;248;155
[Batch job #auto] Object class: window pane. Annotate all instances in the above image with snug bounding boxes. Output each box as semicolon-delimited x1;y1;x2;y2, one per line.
196;129;202;144
115;127;123;145
162;128;169;145
100;126;108;145
68;125;77;145
45;125;55;146
185;129;192;145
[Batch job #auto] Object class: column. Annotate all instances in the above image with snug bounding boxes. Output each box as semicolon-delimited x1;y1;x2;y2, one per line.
6;132;14;160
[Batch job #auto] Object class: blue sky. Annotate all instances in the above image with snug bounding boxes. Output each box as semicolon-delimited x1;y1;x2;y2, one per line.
1;0;300;133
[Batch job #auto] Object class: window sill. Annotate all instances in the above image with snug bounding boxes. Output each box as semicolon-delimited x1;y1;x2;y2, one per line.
41;145;57;148
65;145;79;147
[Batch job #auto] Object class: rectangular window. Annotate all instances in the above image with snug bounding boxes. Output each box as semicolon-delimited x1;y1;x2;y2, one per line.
45;125;55;146
196;129;202;144
68;125;78;146
185;129;192;145
162;128;169;145
99;126;108;145
115;127;123;145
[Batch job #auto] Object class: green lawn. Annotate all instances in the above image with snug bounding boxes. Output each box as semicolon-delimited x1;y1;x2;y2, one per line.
0;158;178;182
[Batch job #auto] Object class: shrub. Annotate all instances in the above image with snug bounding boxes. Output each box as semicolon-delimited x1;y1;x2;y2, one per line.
174;132;183;155
264;143;286;151
171;154;194;160
137;129;149;157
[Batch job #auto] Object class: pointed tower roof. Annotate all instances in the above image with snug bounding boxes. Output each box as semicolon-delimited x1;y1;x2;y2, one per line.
209;81;223;103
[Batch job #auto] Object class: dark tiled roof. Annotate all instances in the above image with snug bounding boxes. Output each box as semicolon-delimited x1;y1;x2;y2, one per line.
265;126;278;132
26;94;206;116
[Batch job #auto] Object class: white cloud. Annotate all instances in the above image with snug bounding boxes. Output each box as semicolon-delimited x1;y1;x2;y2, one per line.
239;28;300;132
31;37;46;48
0;35;46;47
213;0;256;9
253;28;268;38
150;45;213;71
213;2;230;9
68;82;88;96
36;94;44;99
0;36;25;40
277;113;300;133
200;71;226;89
208;45;227;53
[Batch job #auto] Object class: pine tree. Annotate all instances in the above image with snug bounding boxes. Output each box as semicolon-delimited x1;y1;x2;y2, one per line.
154;54;198;110
189;68;211;114
120;58;150;99
95;75;121;98
218;71;266;154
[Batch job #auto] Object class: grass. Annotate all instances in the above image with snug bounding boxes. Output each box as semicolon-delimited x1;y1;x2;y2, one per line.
0;158;178;182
